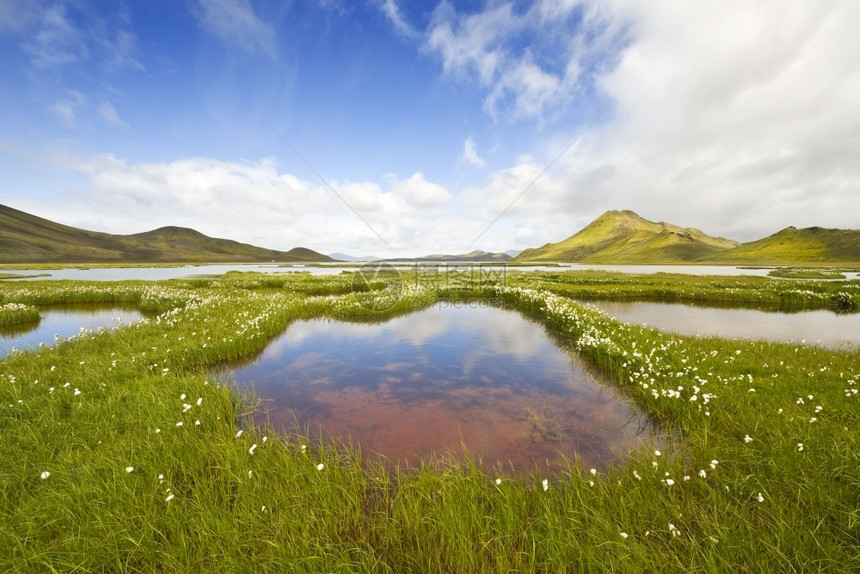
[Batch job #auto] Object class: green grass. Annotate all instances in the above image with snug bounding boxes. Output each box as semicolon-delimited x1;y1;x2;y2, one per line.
1;272;859;572
768;268;848;279
0;303;40;327
511;269;860;312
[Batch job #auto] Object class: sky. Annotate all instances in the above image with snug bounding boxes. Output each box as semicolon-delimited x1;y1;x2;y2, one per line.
1;0;859;258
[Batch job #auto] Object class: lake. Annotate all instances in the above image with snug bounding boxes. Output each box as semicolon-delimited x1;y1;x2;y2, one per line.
0;263;824;281
0;306;145;358
582;300;860;349
217;302;661;473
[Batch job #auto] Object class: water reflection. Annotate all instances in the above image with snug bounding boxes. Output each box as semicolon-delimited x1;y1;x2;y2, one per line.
0;306;144;357
584;300;860;349
218;303;660;473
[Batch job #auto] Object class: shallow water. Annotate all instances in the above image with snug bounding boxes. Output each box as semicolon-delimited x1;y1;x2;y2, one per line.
217;303;660;473
0;306;145;357
583;300;860;349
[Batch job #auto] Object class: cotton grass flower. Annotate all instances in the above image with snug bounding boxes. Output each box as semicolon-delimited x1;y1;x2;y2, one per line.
756;492;765;503
542;479;549;491
165;494;175;502
249;444;257;455
316;463;325;471
619;532;628;539
125;467;134;473
40;471;51;480
743;435;753;443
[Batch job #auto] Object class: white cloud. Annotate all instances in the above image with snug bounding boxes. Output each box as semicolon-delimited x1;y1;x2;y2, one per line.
0;0;44;34
461;137;485;168
446;0;860;246
425;2;514;85
28;152;466;256
575;0;860;240
22;3;88;67
421;1;622;122
378;0;418;39
194;0;277;58
48;91;87;128
97;101;128;128
388;172;452;208
102;29;144;72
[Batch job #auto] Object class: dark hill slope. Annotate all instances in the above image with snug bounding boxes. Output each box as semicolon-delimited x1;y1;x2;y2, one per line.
0;204;332;264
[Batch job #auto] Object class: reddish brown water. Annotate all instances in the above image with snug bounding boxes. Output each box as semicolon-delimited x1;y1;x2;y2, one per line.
219;303;661;473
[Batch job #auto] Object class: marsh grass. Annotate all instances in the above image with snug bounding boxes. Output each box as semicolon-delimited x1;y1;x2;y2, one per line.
1;272;858;572
517;269;860;312
768;268;848;280
0;303;40;328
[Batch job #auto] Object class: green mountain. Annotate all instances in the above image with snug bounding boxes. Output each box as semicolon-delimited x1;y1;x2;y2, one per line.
0;204;333;264
702;226;860;265
515;210;740;263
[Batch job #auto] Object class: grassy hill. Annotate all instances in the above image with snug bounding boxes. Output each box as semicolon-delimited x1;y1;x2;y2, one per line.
515;210;740;263
0;204;333;264
702;226;860;265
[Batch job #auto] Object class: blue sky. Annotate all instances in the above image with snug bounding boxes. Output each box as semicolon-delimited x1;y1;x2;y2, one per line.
2;0;859;257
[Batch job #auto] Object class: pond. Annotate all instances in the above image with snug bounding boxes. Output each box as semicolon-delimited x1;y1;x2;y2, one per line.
0;306;145;358
216;302;661;474
582;300;860;349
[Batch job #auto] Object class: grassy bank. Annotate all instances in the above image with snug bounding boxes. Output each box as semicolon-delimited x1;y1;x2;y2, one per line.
1;272;858;572
512;269;860;312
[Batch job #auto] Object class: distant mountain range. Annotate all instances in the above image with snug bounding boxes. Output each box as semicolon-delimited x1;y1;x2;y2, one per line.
515;210;860;264
328;253;381;262
2;204;857;266
0;204;333;264
384;250;513;263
